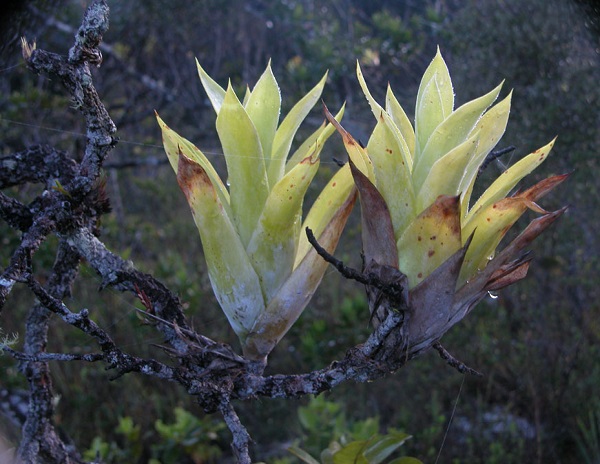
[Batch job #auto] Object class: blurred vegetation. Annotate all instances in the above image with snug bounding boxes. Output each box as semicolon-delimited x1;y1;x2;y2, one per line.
1;0;598;462
281;396;421;464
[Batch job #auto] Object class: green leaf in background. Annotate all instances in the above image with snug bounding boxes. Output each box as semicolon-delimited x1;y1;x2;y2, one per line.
288;445;321;464
363;432;412;464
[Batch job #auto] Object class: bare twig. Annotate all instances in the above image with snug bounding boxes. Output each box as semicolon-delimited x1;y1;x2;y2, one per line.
1;346;104;363
0;192;33;231
306;226;407;306
64;226;191;356
361;310;405;357
477;145;516;175
0;201;60;310
18;241;83;463
306;227;370;284
26;276;177;380
219;401;252;464
0;146;77;189
433;342;483;377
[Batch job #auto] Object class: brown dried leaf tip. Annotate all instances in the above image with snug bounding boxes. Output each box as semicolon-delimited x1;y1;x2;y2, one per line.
21;37;36;61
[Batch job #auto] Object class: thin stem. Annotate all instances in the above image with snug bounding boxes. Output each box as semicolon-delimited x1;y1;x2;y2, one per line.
433;342;483;377
219;401;252;464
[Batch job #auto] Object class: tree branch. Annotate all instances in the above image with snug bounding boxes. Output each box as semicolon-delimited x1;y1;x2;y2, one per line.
0;146;77;189
18;241;84;463
219;402;252;464
433;342;483;377
0;192;33;231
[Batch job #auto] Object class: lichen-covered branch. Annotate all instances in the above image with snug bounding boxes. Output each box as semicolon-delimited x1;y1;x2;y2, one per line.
219;402;252;464
18;241;83;464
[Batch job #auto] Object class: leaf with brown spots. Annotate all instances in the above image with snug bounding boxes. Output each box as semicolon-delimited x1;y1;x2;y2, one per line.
449;206;567;326
396;195;462;288
366;118;415;239
460;173;569;282
465;138;556;223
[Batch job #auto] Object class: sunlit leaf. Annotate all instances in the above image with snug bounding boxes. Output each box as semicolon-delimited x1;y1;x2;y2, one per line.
414;48;453;156
465;138;556;223
416;131;480;212
450;207;567;327
246;152;320;301
239;84;250;107
366;117;415;239
412;82;503;186
161;63;358;361
386;84;415;157
196;59;226;114
243;190;356;361
461;173;568;281
245;61;281;180
295;164;356;267
324;104;374;180
459;92;512;214
356;60;385;118
216;84;269;246
357;62;412;171
397;195;462;287
156;112;231;212
269;72;328;185
176;153;263;340
285;103;345;173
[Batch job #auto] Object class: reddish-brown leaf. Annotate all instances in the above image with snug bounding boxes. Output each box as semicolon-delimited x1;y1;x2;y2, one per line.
406;234;473;351
349;158;399;270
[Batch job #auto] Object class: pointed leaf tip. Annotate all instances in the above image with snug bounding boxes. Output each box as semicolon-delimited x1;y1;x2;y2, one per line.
196;58;226;114
485;257;532;291
324;103;374;180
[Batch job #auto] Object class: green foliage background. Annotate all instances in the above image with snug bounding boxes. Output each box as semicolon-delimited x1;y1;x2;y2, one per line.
0;0;598;462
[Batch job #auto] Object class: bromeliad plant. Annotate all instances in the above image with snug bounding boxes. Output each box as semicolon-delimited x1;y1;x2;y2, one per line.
157;62;356;365
325;48;567;353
